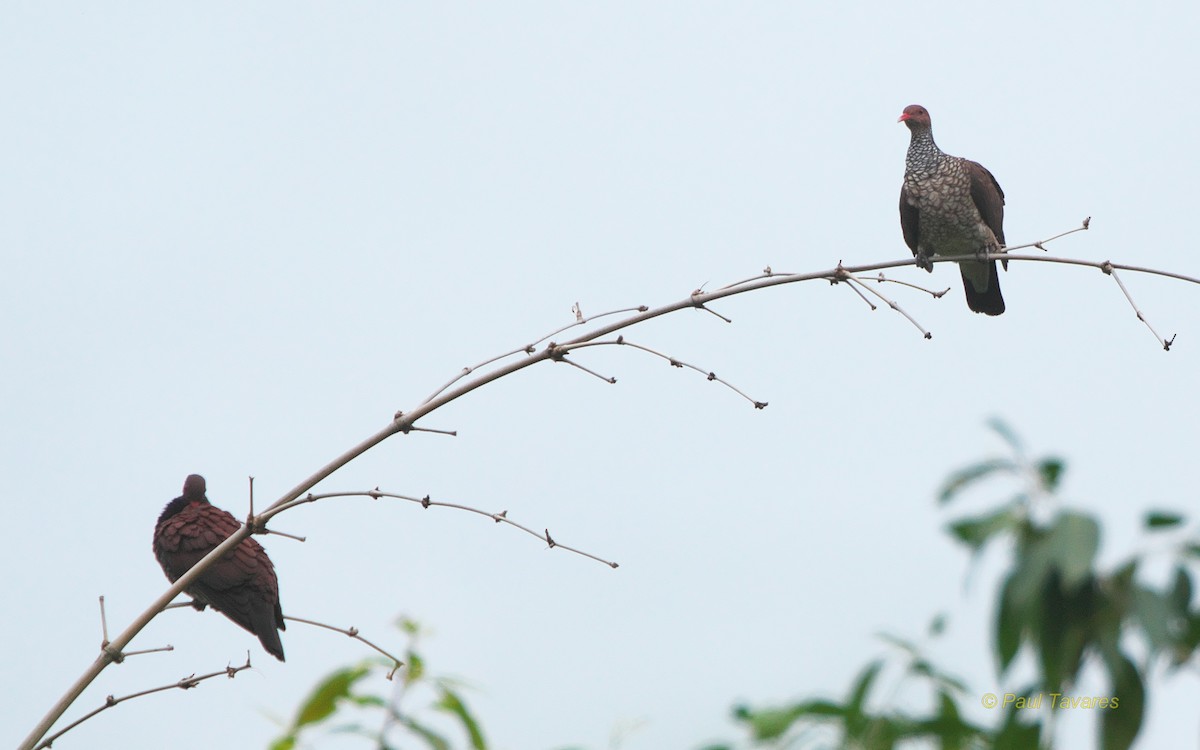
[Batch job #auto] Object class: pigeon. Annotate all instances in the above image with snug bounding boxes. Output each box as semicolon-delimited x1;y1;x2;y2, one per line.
899;104;1007;315
153;474;285;660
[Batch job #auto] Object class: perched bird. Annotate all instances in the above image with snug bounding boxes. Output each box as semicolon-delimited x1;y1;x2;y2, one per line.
153;474;286;661
898;104;1007;316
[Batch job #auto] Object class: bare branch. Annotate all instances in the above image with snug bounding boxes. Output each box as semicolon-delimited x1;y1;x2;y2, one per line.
24;221;1197;748
419;304;651;405
34;656;253;749
284;616;404;679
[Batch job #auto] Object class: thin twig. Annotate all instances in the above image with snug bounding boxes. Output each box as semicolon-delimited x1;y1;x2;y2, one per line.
283;616;404;679
272;490;619;568
1103;263;1175;350
871;272;951;299
563;338;768;409
553;354;618;384
840;270;933;340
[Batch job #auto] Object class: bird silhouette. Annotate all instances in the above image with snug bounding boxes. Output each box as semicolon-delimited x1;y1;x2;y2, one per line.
153;474;286;660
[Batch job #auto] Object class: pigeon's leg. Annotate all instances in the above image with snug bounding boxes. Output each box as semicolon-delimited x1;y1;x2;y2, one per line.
916;250;933;272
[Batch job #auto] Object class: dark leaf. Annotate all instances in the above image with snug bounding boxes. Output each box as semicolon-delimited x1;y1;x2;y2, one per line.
1144;510;1185;530
1100;650;1145;750
1037;458;1065;491
993;704;1041;750
996;574;1023;675
1169;566;1193;619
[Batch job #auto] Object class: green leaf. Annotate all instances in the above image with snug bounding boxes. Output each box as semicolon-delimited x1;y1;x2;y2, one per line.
268;737;296;750
928;613;947;637
1049;512;1100;591
1100;650;1145;750
1144;510;1185;530
1037;458;1065;492
435;686;487;750
293;665;372;729
937;458;1017;505
947;506;1019;552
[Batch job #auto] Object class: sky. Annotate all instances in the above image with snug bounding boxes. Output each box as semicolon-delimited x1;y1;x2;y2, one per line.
4;3;1199;749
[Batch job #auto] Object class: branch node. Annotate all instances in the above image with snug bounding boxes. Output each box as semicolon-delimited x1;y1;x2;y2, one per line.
754;401;768;410
493;510;508;522
1101;261;1115;275
421;495;431;508
102;644;124;664
544;529;557;548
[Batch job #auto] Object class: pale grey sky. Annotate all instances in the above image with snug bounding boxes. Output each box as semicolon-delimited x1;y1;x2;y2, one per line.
4;3;1199;749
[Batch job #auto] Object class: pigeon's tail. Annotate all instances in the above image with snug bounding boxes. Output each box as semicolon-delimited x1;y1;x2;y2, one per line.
960;260;1005;316
255;608;286;662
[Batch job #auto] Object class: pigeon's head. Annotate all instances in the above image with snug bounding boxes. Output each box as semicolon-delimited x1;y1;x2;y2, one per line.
898;104;931;131
182;474;207;501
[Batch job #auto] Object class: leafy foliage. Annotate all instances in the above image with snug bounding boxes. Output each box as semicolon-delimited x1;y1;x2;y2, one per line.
270;618;488;750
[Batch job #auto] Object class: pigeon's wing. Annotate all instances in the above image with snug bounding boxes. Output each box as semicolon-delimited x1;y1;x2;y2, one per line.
899;185;920;255
966;161;1005;246
154;505;285;659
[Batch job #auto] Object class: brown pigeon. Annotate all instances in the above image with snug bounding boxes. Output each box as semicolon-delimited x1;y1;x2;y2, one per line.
898;104;1007;315
153;474;286;660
